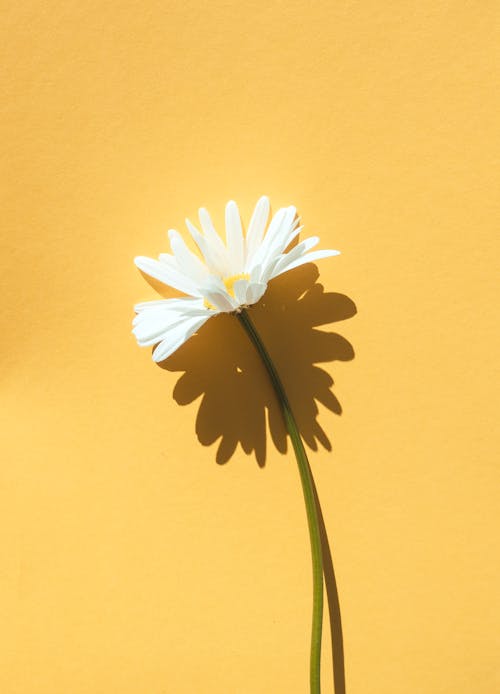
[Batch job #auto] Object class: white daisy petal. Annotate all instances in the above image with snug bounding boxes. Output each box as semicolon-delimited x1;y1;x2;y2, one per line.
198;207;228;257
134;296;207;316
232;278;250;306
225;200;244;271
245;282;267;305
286;235;319;259
266;207;298;256
249;207;286;269
197;274;239;312
259;224;304;283
249;264;263;282
152;315;210;362
133;196;339;361
133;314;184;346
132;298;210;343
257;235;315;284
259;257;281;284
245;196;270;265
267;206;296;249
278;224;303;254
185;218;227;276
134;256;201;297
248;206;297;273
157;251;208;294
203;290;237;313
272;248;340;278
168;229;209;284
198;274;228;294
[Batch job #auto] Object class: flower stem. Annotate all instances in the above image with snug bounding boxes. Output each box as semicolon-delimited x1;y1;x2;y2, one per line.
237;308;323;694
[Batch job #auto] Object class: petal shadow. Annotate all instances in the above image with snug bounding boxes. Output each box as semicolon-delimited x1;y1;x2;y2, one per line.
159;264;356;466
157;263;355;692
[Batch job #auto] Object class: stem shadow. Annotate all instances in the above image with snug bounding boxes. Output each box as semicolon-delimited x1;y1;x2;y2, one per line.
157;262;355;692
312;474;347;694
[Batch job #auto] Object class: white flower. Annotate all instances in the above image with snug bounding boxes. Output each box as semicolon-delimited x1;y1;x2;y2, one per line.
133;196;340;362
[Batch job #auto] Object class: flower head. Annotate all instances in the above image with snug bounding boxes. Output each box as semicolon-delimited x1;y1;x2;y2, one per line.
133;196;339;362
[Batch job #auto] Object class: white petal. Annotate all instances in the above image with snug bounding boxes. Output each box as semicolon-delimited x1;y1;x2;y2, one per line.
259;236;317;283
259;256;281;284
202;290;237;313
248;206;295;272
198;274;227;294
232;278;250;306
134;256;201;297
133;313;187;345
133;314;184;346
196;274;239;312
276;224;303;255
272;248;340;278
134;296;207;316
168;229;209;284
263;210;299;261
185;218;227;276
267;206;296;250
245;196;270;265
245;282;267;306
198;207;228;259
225;200;244;272
132;298;210;345
249;263;263;283
250;207;286;266
282;236;318;263
152;315;210;362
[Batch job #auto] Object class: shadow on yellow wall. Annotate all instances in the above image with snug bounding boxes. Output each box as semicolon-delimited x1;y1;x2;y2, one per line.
160;264;356;466
314;474;347;694
156;263;355;693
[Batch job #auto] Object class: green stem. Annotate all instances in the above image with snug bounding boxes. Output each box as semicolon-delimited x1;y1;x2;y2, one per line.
237;308;323;694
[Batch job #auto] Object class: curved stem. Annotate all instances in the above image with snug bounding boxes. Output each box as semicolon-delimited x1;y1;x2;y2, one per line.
237;308;323;694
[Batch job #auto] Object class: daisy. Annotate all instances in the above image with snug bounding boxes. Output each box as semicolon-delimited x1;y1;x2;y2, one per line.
133;196;339;362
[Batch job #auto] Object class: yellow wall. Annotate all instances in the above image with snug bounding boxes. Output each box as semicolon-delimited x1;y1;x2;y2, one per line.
1;2;498;692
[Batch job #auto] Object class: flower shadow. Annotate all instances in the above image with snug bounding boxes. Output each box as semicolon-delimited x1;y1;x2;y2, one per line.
159;263;356;466
158;263;355;694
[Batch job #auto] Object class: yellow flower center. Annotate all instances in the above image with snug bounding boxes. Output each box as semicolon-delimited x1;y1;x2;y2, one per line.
204;273;250;310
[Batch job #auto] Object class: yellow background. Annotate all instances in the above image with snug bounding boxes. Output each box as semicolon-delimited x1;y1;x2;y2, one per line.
1;1;499;692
